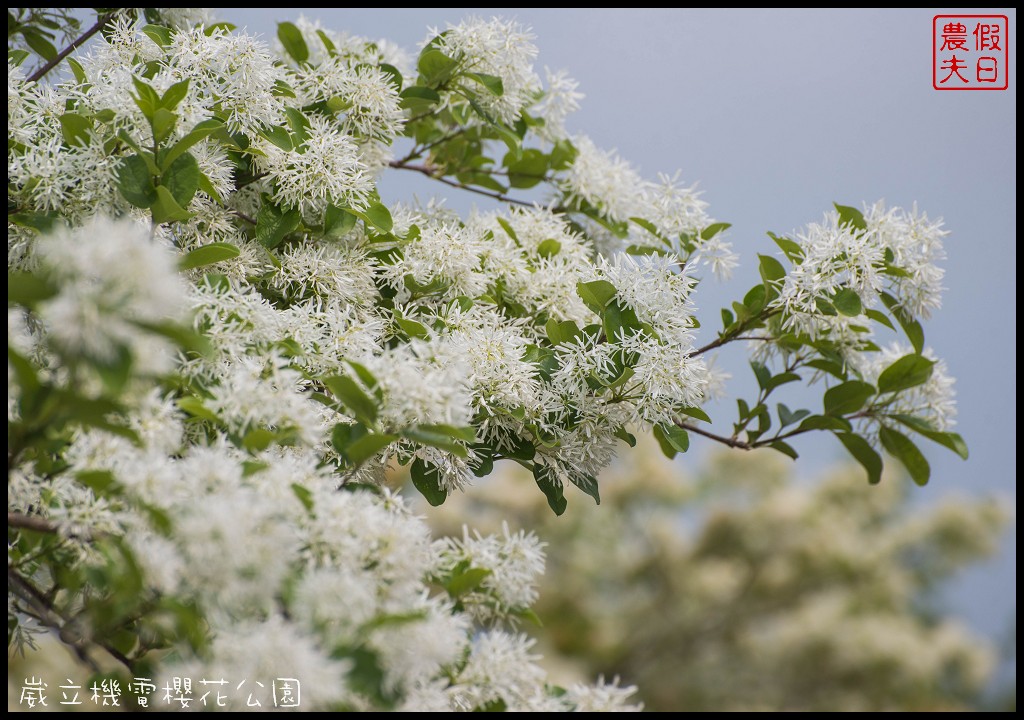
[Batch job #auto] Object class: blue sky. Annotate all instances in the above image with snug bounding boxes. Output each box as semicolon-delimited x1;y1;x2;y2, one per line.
217;7;1016;647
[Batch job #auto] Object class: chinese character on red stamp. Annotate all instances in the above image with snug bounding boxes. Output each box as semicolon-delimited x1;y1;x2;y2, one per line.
933;15;1009;90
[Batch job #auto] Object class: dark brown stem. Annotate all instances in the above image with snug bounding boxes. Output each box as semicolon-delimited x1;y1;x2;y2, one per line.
8;568;133;671
8;512;59;534
27;12;117;83
388;161;539;208
232;210;257;225
677;420;752;450
688;308;781;358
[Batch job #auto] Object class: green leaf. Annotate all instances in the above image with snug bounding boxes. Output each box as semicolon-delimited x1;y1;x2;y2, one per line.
877;353;935;394
395;316;429;340
533;464;566;515
66;57;88;84
150;185;194;224
679;406;712;423
835;433;883;484
141;24;172;47
151;106;177;144
701;222;731;240
765;371;801;392
805;358;847;379
342;432;398;465
261;125;293;151
255;202;301;249
277;21;309;64
576;280;617;314
744;283;767;314
401;425;470;457
324;204;357;239
466;71;504;96
798;414;852;432
131;77;161;120
59;113;92;147
242;427;278;452
613;426;637;447
832;288;863;316
569;472;600;505
356;202;393;233
880;291;924;353
8;272;57;304
399;85;441;112
24;31;57;61
160;78;190;111
865;308;896;331
162;151;200;208
176;396;220;424
815;296;838;316
777;403;811;428
545;318;581;346
769;440;799;460
411;458;447;506
769;232;804;261
750;361;771;390
834;202;867;231
418;48;458;85
323;375;378;425
162;118;224;168
378;63;403;92
505;148;547;189
879;426;930;486
116;155;157;208
758;254;786;284
823;380;875;415
536;238;561;258
653;423;689;458
179;242;240;270
445;566;491;597
889;414;969;460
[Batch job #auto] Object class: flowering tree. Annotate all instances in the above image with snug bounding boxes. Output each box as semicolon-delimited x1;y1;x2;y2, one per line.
432;448;1004;711
8;8;966;711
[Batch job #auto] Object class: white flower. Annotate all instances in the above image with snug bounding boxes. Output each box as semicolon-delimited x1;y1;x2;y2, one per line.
534;67;583;141
434;17;541;126
256;115;374;218
35;216;187;369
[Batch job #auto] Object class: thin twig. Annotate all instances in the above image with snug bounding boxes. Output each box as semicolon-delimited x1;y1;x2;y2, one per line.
677;420;752;450
27;12;117;83
9;568;133;671
388;161;538;208
8;512;60;534
232;209;257;225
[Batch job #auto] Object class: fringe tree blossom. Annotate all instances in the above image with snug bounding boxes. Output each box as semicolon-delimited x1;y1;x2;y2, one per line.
7;7;964;712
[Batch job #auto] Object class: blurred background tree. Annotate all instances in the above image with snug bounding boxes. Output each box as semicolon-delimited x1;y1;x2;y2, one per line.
431;443;1009;711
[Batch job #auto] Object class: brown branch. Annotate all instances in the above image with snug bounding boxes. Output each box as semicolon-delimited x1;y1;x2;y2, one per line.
676;420;752;450
8;568;133;671
27;12;117;83
232;209;257;225
388;161;540;208
687;308;781;358
8;512;60;534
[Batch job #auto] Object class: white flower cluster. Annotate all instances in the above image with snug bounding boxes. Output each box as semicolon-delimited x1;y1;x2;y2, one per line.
774;202;948;342
9;393;639;710
33;216;188;374
434;16;541;126
562;137;737;276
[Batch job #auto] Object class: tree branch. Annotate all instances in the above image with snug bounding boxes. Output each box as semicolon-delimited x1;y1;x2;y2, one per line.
687;308;781;358
676;420;752;450
27;12;117;83
388;161;540;208
8;512;60;534
8;568;133;671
